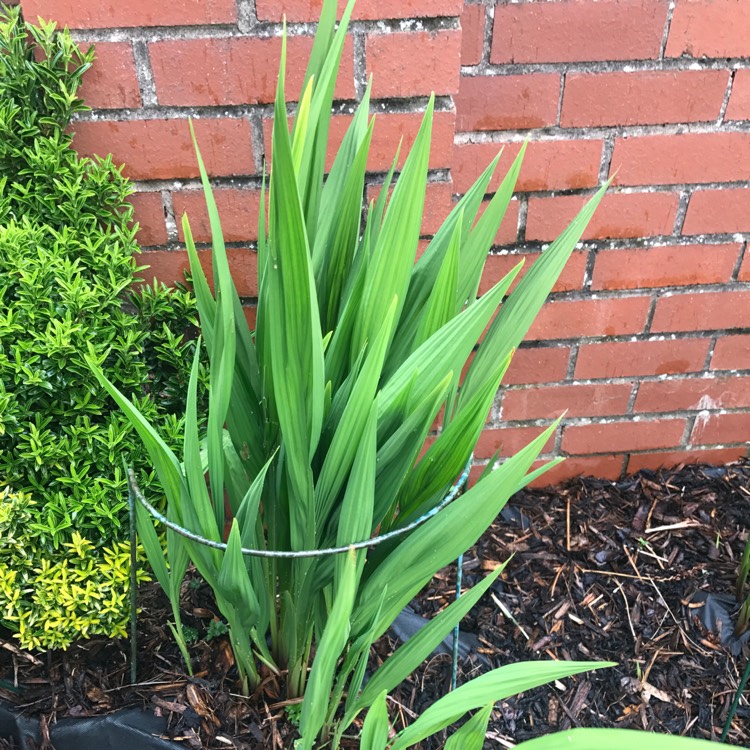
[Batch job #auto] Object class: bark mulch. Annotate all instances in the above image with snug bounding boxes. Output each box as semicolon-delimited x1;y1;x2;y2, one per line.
1;460;749;748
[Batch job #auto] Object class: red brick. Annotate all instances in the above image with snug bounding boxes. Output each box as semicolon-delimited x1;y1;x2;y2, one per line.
150;36;354;107
174;188;261;244
491;0;668;64
635;375;750;413
453;140;602;195
740;253;750;281
526;192;678;242
575;339;711;380
528;297;651;341
478;250;587;296
455;74;560;131
562;419;687;455
666;0;750;58
476;425;556;459
726;70;750;120
79;42;140;109
263;110;456;172
691;412;750;445
711;334;750;371
501;383;632;421
129;192;166;247
591;244;740;290
682;189;750;235
255;0;462;21
612;132;750;186
74;119;254;181
367;31;461;99
627;447;746;473
461;4;485;67
529;455;626;486
561;70;727;127
22;0;236;27
139;248;258;297
651;291;750;333
368;181;454;237
504;347;571;386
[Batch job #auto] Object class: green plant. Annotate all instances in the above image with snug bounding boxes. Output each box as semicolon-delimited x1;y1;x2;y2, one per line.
89;1;723;747
0;5;203;649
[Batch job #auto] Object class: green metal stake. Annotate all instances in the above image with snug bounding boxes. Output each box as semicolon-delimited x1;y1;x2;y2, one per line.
721;658;750;742
126;461;138;684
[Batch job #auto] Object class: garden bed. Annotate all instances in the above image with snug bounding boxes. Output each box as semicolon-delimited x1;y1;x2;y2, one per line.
1;460;748;749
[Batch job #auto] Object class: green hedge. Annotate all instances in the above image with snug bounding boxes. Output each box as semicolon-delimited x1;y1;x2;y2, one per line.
0;5;202;649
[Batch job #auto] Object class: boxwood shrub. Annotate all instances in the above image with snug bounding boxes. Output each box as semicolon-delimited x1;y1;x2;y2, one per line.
0;5;202;649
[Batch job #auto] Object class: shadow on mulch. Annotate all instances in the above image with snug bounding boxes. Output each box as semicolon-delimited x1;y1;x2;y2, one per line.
1;460;749;748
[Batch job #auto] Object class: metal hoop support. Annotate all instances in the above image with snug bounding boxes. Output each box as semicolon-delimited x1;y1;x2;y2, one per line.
126;456;472;559
127;455;473;688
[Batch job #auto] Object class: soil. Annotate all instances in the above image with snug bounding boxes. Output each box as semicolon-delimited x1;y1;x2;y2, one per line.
1;460;749;749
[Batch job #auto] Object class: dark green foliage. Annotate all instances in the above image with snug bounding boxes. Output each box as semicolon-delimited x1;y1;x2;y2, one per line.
0;4;202;649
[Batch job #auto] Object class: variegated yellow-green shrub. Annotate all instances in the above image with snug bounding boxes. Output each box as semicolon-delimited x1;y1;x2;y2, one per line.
0;6;202;649
0;489;150;650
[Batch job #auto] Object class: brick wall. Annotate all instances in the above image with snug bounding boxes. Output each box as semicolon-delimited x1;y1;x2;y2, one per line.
19;0;750;483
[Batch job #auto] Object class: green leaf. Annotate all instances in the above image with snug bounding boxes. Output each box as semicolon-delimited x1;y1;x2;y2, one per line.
390;661;613;750
514;729;719;750
352;97;434;358
298;548;357;749
351;565;506;718
444;704;494;750
357;420;560;640
459;182;608;410
359;691;390;750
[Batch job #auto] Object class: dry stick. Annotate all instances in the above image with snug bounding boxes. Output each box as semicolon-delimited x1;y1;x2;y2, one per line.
491;592;531;642
615;582;637;642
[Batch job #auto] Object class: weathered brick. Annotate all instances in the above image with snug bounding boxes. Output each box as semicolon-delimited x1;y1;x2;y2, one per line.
174;188;261;244
263;110;456;171
651;291;750;333
575;339;711;379
22;0;237;28
561;70;728;127
74;118;254;180
129;192;167;247
455;74;560;131
501;383;632;421
627;447;746;473
634;376;750;413
591;244;740;290
682;189;750;235
79;42;140;109
691;412;750;445
530;455;626;485
452;140;602;194
527;297;651;341
711;334;750;371
504;346;571;386
726;70;750;120
255;0;462;22
562;419;687;455
526;192;678;242
150;36;354;107
367;31;461;98
139;248;258;297
478;250;588;296
666;0;750;58
612;132;750;186
491;0;668;64
460;4;485;67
